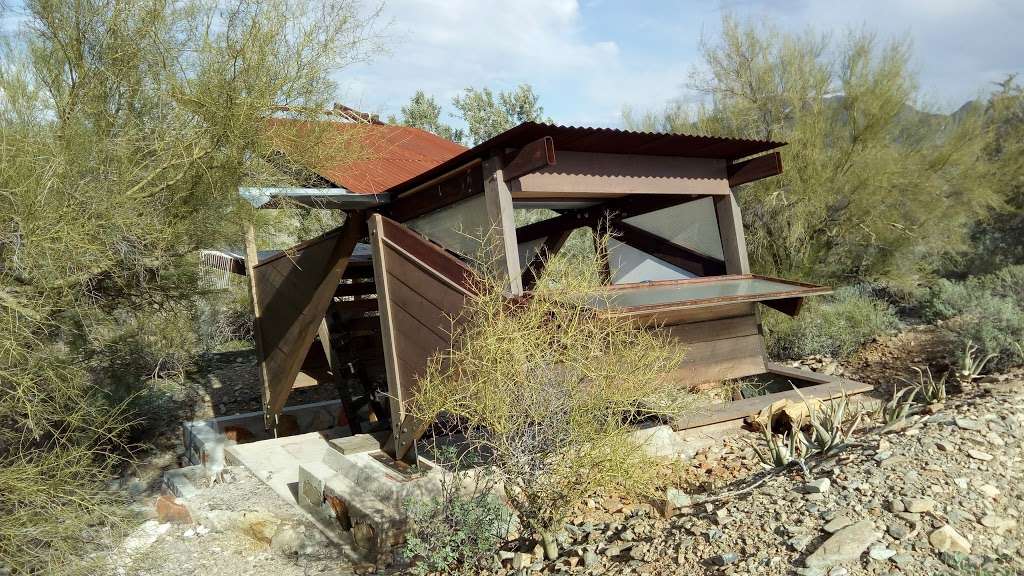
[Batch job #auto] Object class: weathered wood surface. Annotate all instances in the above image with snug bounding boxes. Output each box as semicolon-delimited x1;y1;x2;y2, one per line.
502;136;556;181
483;156;524;294
250;214;365;428
674;368;873;430
369;214;475;461
510;152;730;198
726;151;783;187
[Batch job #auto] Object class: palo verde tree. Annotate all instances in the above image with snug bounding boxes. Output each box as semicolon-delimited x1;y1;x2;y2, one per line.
453;83;550;145
0;0;377;572
627;16;997;284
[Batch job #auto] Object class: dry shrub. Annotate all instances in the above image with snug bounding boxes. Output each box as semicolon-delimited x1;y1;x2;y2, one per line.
409;238;692;557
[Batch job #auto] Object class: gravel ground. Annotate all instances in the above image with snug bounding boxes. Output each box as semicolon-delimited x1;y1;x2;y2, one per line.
477;378;1023;576
114;333;1023;576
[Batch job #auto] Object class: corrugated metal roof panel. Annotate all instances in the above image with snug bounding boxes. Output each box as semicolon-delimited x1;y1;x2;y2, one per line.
268;119;466;195
382;122;785;196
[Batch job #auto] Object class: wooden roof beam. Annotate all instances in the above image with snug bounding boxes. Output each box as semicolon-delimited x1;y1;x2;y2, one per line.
727;151;782;187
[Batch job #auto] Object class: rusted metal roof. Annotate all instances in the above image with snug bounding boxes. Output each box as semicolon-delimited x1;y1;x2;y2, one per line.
384;122;785;196
268;119;466;195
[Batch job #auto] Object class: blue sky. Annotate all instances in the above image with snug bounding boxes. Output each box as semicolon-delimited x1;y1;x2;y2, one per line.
338;0;1024;128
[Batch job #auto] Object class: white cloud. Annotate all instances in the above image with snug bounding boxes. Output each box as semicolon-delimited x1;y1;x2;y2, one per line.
335;0;1024;129
336;0;689;127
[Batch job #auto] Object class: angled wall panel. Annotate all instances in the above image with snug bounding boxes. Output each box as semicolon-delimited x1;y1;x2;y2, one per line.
250;217;364;427
369;214;475;459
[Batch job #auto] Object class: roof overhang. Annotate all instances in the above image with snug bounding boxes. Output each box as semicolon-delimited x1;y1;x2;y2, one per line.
240;187;390;210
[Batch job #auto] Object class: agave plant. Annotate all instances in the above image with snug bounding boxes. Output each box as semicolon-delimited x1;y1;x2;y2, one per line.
907;366;948;404
805;392;862;455
879;385;917;430
752;425;809;473
958;341;996;384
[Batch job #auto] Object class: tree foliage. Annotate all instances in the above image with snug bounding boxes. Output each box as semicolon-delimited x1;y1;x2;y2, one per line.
390;90;465;143
627;16;997;283
396;83;550;146
959;77;1024;275
0;0;376;571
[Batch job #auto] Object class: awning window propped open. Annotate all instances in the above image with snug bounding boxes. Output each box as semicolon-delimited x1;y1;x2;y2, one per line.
589;274;831;318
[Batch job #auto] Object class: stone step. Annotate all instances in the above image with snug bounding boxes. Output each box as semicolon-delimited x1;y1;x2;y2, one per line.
322;448;444;510
297;462;406;560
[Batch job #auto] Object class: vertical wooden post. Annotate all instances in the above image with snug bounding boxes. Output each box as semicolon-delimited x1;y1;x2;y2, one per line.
318;317;362;435
482;156;524;295
244;224;275;432
714;192;751;275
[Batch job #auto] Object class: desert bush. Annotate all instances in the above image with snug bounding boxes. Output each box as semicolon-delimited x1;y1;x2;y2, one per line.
764;286;900;360
919;266;1024;372
408;242;690;559
401;448;509;575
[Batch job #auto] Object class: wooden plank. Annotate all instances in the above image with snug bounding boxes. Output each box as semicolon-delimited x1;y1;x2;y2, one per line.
612;220;727;276
762;296;804;317
389;300;451;358
515;194;700;244
378;216;477;293
727;151;782;187
665;334;766;385
370;214;405;433
597;274;831;318
386;272;461;338
244;225;275;430
331;298;379;316
521;227;573;289
483;155;524;294
714;192;750;275
370;214;474;462
661;315;759;344
385;163;486;223
258;213;367;424
674;376;872;430
511;152;729;197
341;315;383;333
633;302;756;326
380;248;468;315
335;281;377;297
502;136;556;181
319;318;363;434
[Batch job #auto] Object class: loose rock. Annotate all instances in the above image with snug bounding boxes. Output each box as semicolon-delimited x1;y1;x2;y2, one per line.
929;525;971;554
804;520;881;569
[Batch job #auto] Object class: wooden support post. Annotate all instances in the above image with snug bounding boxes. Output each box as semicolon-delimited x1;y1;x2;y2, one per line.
521;227;574;289
714;192;751;275
482;155;524;295
318;318;363;434
244;224;276;431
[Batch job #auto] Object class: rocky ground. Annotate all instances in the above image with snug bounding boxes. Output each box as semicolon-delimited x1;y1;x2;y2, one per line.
115;328;1024;576
113;466;360;576
486;378;1023;576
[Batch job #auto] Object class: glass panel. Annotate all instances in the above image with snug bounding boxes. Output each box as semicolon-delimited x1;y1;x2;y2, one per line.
590;277;810;309
407;194;490;260
518;237;546;270
623;196;725;260
607;239;697;284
